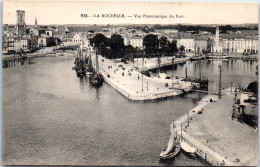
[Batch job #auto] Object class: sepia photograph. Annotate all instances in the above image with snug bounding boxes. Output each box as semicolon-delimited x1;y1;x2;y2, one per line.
2;0;259;166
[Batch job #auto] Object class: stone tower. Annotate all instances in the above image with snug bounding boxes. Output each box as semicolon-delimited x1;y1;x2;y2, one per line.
215;26;220;47
213;26;222;53
16;10;26;37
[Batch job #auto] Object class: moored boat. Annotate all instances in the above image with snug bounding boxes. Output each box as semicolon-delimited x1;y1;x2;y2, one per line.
181;141;196;155
89;48;104;87
207;55;229;59
160;142;181;160
159;123;181;160
190;55;205;61
90;73;104;86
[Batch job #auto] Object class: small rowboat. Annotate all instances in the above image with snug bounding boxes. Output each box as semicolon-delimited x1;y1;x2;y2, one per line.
181;141;196;155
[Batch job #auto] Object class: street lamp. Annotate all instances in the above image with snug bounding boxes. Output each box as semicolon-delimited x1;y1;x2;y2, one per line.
141;73;143;91
172;75;173;86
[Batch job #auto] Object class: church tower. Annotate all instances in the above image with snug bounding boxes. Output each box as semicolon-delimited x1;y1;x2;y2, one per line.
16;10;26;37
215;26;220;47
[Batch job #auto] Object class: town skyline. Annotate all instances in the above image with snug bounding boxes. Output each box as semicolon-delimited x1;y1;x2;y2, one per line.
3;1;258;25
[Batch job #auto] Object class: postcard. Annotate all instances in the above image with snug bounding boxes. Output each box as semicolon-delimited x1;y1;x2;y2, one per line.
2;0;258;166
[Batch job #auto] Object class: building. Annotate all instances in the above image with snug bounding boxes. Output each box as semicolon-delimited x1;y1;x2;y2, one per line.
20;37;30;51
4;36;30;53
53;30;68;42
6;37;15;53
195;37;208;53
73;32;83;44
66;32;76;42
130;36;143;48
222;35;258;54
177;37;194;52
38;34;55;47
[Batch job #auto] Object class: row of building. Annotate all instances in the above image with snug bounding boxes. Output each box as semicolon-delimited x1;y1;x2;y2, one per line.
2;10;259;55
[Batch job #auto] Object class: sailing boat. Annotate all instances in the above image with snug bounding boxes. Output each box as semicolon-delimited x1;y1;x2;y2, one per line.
74;43;87;77
182;62;208;90
89;47;104;86
159;123;181;160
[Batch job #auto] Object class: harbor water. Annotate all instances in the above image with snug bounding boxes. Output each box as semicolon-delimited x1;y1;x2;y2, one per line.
2;56;258;165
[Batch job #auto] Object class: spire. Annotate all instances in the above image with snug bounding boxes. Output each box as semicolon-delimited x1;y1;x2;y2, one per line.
35;17;37;27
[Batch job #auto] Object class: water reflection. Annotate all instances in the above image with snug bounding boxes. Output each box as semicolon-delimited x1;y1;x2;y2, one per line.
163;59;258;94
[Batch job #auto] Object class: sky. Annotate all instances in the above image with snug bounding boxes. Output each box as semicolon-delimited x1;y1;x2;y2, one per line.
3;0;259;25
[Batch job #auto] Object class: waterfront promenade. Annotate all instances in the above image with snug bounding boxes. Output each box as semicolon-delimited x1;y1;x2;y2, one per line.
93;55;197;101
173;88;258;166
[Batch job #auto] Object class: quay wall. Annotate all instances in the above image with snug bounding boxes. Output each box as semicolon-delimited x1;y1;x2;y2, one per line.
102;74;183;101
173;90;237;166
145;58;188;71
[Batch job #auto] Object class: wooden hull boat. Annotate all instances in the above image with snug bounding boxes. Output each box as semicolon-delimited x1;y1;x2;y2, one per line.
190;56;204;61
77;69;86;77
207;55;229;59
90;74;104;86
181;141;196;155
160;142;181;160
159;123;181;160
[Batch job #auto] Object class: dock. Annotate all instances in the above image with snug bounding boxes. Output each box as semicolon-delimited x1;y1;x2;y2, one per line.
172;87;258;166
91;55;199;101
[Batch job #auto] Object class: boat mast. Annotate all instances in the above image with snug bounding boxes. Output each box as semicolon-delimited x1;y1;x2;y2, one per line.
211;34;214;56
194;35;197;57
185;66;187;79
199;61;202;80
142;51;144;91
88;48;92;68
95;47;99;74
158;53;160;74
218;65;222;98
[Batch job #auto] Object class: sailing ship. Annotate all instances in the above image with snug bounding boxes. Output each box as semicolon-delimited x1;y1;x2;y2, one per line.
89;48;104;87
73;40;87;77
159;123;181;160
182;62;208;90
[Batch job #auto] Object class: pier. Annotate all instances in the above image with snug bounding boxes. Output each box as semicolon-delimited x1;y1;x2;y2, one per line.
172;87;258;166
91;54;199;101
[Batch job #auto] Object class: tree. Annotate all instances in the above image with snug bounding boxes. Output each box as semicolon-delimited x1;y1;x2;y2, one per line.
124;45;135;61
143;34;159;55
179;45;185;53
108;34;125;58
142;26;149;33
91;33;107;48
168;39;178;55
90;33;107;56
247;81;258;96
159;36;168;49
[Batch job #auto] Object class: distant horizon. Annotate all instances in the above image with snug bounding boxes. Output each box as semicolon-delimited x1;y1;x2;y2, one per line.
3;1;258;25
